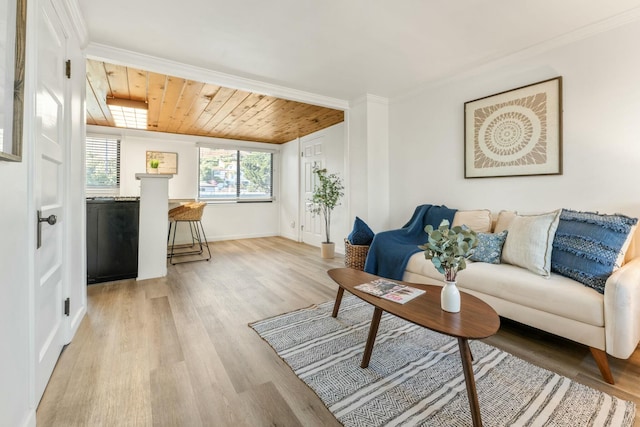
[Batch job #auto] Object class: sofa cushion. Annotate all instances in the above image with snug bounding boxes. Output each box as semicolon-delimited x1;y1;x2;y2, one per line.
405;253;604;327
347;216;375;245
452;209;492;232
551;209;638;294
501;210;560;277
456;262;604;327
494;210;517;233
470;230;508;264
406;251;449;282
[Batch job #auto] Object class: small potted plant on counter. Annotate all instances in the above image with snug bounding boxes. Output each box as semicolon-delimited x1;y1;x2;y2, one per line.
149;158;160;173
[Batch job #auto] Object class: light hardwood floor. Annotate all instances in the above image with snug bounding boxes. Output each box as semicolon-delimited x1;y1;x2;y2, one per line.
37;237;640;426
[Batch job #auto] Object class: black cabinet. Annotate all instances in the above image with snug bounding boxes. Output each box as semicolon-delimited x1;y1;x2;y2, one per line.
86;199;140;284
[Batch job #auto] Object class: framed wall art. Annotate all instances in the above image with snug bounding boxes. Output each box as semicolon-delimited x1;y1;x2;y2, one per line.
0;0;26;162
146;151;178;174
464;77;562;178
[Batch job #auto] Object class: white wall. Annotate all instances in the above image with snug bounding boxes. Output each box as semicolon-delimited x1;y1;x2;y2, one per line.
347;100;369;223
365;96;390;232
388;20;640;228
88;125;281;242
279;137;300;241
118;135;199;199
346;96;390;234
0;158;31;427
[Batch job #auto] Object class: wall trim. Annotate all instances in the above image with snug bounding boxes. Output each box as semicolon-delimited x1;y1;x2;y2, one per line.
59;0;88;47
393;6;640;102
350;93;389;108
85;43;350;110
206;232;279;242
86;124;282;151
21;410;36;427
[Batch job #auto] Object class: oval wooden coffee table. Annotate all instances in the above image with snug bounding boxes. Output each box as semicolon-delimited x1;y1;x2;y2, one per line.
328;267;500;427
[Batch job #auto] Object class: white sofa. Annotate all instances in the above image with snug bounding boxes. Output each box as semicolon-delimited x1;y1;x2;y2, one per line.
401;209;640;384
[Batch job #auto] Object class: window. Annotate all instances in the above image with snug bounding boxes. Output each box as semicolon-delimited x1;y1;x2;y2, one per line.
199;147;273;201
86;135;120;194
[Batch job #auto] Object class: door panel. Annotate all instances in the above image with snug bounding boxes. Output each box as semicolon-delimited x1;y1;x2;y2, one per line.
301;137;324;246
34;0;67;404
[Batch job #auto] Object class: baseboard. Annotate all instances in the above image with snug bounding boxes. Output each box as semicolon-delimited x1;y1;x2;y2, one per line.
205;232;279;242
67;304;87;343
22;409;36;427
279;230;299;242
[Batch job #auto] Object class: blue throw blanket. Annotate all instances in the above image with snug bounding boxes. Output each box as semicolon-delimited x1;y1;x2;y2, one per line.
363;204;457;280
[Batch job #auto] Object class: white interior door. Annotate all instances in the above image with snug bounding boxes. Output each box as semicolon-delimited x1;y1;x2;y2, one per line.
33;0;67;404
301;137;324;246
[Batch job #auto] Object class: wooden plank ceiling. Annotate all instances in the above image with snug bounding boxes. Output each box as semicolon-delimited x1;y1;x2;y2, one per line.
85;59;344;144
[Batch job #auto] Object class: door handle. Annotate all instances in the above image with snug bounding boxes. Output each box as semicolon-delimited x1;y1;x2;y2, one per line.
37;210;57;249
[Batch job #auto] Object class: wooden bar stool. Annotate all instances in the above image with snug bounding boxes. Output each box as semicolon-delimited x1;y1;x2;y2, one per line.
167;202;211;264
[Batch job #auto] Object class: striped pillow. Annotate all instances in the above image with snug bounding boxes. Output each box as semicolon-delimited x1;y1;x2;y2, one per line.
551;209;638;294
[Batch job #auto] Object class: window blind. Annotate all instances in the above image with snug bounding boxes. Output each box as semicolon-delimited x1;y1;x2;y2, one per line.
86;136;120;189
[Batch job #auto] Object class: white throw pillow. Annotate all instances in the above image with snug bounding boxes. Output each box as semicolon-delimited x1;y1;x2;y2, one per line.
501;210;561;277
452;209;492;233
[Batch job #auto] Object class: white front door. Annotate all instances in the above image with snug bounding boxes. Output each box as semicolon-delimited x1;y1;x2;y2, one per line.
301;136;324;246
33;0;68;403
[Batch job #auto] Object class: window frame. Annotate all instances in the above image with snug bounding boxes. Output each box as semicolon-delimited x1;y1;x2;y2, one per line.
198;146;274;203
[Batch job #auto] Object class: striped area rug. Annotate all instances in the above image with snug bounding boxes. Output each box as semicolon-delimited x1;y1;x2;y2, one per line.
250;295;636;426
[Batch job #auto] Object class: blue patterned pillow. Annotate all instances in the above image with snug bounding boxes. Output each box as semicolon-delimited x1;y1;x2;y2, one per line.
348;217;375;245
551;209;638;294
470;231;508;264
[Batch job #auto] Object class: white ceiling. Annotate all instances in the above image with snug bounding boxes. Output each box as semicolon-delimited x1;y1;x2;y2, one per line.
79;0;640;100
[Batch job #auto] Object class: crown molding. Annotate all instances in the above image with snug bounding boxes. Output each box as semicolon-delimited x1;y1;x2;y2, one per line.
85;43;349;111
393;6;640;103
350;94;389;108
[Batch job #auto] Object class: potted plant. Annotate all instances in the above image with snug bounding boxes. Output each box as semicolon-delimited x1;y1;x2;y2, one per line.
310;166;344;258
149;158;160;173
419;219;478;312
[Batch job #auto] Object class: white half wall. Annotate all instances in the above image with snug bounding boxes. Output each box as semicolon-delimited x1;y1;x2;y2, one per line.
389;19;640;228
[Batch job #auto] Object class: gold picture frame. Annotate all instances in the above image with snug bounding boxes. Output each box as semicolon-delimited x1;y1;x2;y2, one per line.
0;0;26;162
146;151;178;174
464;77;562;178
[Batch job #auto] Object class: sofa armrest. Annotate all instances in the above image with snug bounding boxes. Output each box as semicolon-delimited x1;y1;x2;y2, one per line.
604;257;640;359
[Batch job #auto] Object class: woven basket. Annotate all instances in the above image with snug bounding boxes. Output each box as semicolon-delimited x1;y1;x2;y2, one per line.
344;238;369;271
168;202;207;221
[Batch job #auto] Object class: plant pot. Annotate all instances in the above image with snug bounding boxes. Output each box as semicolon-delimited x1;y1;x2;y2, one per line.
441;280;460;313
150;168;159;174
321;242;335;259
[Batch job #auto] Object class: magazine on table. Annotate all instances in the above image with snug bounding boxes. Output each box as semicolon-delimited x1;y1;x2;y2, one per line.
354;278;425;304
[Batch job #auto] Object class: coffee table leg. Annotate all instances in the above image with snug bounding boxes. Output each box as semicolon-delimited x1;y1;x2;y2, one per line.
361;307;383;368
332;287;345;318
458;338;482;427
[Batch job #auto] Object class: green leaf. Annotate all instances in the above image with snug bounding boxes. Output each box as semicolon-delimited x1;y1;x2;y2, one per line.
421;218;478;278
